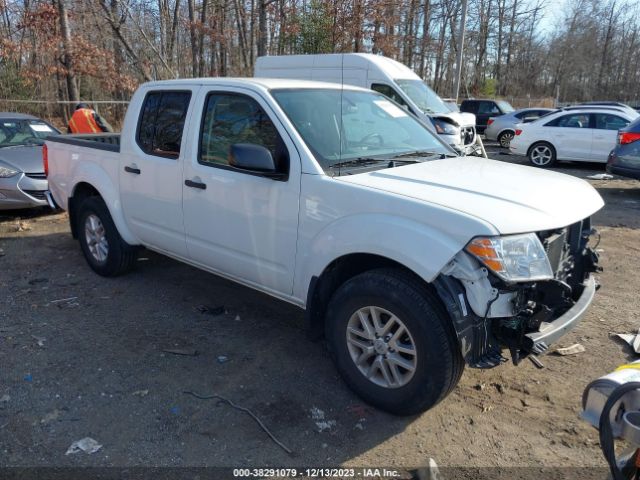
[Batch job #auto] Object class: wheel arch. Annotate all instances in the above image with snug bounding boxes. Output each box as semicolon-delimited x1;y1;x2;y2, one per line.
498;128;516;138
68;180;138;245
305;253;438;341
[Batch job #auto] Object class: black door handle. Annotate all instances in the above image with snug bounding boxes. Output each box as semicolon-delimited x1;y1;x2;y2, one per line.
185;179;206;190
124;166;141;174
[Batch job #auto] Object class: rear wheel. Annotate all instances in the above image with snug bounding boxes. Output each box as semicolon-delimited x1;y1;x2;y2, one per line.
325;269;464;415
498;130;515;148
77;196;137;276
528;142;556;167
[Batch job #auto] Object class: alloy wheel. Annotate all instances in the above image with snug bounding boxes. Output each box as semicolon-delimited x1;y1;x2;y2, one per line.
84;213;109;263
530;145;553;166
500;132;514;148
346;306;417;389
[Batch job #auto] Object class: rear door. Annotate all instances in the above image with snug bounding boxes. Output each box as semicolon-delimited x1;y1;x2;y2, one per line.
181;87;301;296
119;89;195;257
475;101;501;131
592;113;630;162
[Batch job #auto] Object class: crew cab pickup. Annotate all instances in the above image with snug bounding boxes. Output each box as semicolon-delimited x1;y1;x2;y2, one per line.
46;78;604;415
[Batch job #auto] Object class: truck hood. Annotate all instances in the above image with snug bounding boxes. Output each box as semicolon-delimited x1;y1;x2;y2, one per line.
432;111;476;128
337;156;604;234
0;145;44;173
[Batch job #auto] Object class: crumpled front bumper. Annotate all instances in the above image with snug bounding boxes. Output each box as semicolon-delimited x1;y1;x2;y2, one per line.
524;275;598;355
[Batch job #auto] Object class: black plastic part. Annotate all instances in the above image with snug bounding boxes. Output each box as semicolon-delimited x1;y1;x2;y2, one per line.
124;166;141;174
434;275;504;369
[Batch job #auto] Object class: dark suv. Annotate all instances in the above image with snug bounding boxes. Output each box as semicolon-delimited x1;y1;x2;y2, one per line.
460;99;515;133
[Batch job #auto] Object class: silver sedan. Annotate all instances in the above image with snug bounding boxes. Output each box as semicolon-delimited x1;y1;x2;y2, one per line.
484;108;555;148
0;113;60;210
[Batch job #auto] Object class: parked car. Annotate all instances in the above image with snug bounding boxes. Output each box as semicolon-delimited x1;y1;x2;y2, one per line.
607;116;640;180
255;54;480;155
46;78;603;415
579;101;637;113
562;105;633;115
509;108;637;167
460;99;515;133
485;108;555;148
0;112;60;210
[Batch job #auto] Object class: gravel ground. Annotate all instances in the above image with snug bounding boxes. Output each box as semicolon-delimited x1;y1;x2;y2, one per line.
1;143;639;474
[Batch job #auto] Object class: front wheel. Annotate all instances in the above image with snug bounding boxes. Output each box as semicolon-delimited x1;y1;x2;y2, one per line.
528;142;556;167
325;269;464;415
76;196;137;276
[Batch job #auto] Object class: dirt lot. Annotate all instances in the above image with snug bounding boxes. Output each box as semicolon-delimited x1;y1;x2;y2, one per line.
1;144;639;474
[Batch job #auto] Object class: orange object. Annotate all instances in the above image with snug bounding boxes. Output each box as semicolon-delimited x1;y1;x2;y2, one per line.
68;108;100;134
466;237;505;274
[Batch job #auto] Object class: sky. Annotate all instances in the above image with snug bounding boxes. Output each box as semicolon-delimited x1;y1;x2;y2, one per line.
537;0;568;36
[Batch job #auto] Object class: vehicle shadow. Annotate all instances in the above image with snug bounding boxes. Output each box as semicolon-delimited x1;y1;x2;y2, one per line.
0;206;57;223
0;231;421;468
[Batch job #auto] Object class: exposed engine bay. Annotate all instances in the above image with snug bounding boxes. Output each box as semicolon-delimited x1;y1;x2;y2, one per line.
436;217;601;368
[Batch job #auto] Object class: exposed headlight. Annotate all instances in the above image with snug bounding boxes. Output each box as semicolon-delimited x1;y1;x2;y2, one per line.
0;166;19;178
432;118;458;135
466;233;553;282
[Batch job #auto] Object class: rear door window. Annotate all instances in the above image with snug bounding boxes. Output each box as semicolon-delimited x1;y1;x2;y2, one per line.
136;91;192;158
594;113;629;131
460;101;478;113
478;101;500;115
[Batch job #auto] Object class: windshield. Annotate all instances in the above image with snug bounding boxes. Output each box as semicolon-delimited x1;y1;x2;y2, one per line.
395;79;450;114
272;88;452;173
0;119;60;147
497;101;515;113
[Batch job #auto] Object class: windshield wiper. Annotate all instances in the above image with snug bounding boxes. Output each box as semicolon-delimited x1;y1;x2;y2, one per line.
391;150;448;160
329;157;390;169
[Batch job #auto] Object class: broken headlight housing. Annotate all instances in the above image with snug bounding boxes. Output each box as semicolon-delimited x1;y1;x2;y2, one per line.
465;233;553;283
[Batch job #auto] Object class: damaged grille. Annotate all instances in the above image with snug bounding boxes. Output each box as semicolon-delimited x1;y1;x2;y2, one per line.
537;217;596;290
460;126;475;145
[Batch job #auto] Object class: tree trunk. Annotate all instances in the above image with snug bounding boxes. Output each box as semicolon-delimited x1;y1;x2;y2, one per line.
56;0;79;109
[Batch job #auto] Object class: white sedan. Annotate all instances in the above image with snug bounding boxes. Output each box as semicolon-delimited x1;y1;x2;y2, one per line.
509;108;639;167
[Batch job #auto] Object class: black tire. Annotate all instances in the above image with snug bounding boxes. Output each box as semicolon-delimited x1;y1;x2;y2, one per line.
527;141;556;167
498;130;515;149
76;196;137;276
325;268;464;415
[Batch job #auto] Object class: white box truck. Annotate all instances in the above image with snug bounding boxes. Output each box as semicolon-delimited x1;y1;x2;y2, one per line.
255;53;479;155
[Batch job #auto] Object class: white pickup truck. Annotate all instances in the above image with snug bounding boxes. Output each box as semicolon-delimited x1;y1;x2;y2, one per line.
46;78;604;415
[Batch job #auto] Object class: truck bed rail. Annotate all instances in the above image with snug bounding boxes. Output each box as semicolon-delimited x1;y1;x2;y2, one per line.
46;133;120;153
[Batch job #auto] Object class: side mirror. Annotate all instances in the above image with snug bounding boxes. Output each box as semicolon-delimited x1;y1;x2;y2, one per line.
229;143;284;179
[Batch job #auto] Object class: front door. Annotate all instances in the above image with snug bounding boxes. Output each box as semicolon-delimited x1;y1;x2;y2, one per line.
182;88;301;296
119;89;195;257
547;112;593;161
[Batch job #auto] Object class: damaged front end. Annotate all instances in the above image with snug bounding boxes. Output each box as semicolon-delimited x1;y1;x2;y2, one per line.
435;217;601;368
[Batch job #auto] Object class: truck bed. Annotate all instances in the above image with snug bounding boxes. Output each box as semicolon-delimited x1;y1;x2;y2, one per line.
47;133;120;153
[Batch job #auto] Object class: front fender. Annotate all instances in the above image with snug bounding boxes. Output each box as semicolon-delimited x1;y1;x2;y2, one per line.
294;213;467;301
69;163;139;245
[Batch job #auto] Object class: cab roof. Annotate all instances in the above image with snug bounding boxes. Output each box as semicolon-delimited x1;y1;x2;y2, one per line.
141;77;372;92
